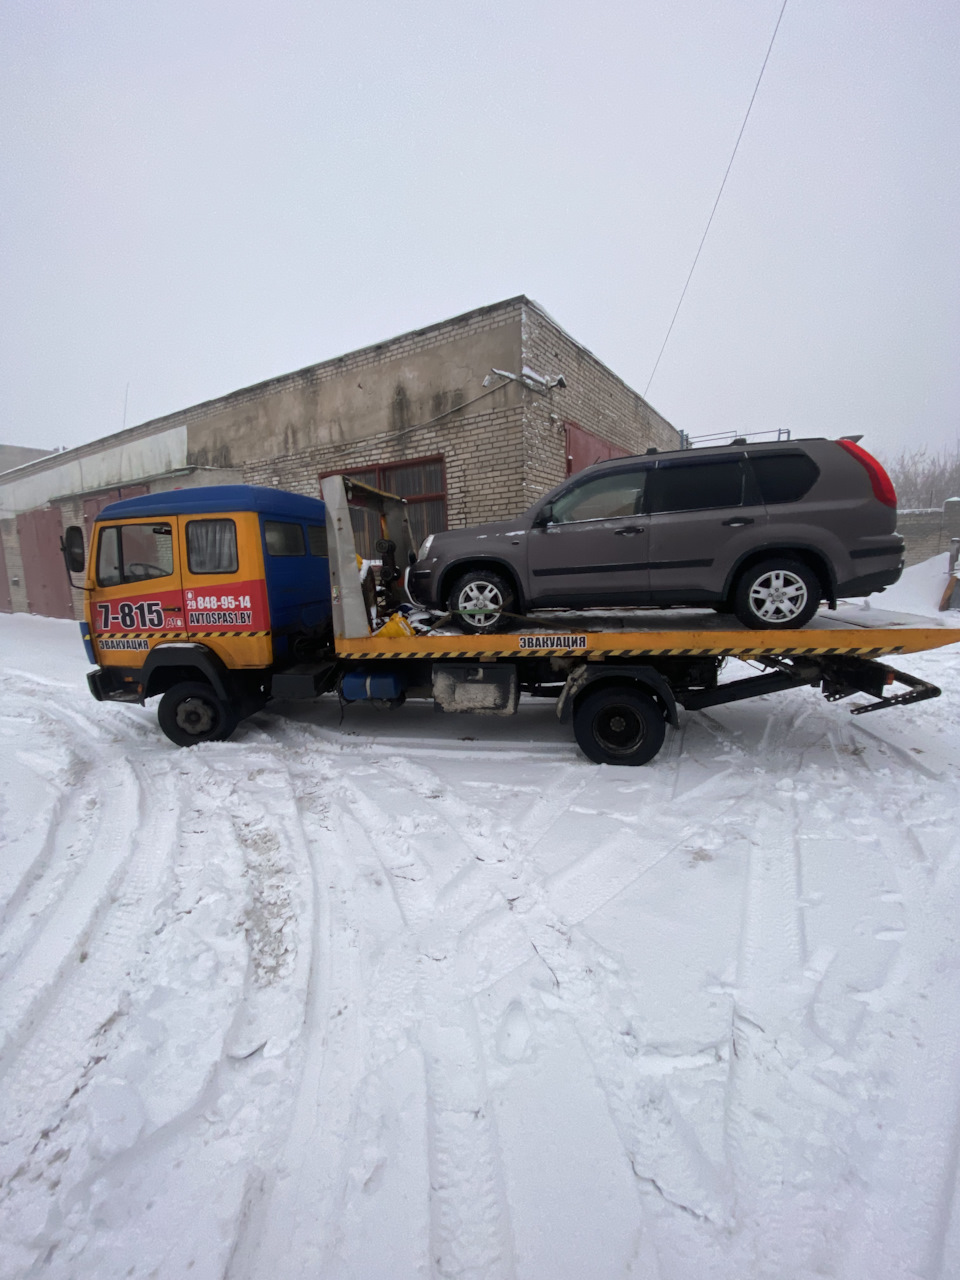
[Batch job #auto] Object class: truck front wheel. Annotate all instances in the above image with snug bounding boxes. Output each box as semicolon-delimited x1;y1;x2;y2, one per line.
158;681;237;746
572;685;666;766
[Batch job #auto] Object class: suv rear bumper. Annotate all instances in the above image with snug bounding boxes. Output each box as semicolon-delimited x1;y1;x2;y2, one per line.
835;562;904;598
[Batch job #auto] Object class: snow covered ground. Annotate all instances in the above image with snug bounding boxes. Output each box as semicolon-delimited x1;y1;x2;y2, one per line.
2;561;960;1279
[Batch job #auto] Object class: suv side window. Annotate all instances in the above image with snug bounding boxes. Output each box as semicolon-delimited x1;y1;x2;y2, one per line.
645;459;745;514
748;452;820;504
550;468;648;524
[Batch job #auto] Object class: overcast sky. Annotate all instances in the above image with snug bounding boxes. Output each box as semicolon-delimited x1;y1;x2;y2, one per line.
2;0;958;465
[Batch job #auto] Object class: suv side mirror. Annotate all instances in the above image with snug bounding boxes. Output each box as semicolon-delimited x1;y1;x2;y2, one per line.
533;502;554;528
61;526;85;574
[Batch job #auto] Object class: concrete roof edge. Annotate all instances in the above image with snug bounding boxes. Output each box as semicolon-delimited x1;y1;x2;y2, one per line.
520;298;676;433
0;297;534;486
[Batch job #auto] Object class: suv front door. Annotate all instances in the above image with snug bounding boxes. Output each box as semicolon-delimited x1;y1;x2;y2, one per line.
526;464;653;606
645;455;766;604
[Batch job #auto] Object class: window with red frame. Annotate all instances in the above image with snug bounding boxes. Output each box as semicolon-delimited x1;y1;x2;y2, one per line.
320;456;447;557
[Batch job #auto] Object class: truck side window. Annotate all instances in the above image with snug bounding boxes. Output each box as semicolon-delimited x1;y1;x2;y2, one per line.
96;523;173;585
307;524;328;556
97;526;122;587
187;519;238;574
265;521;306;556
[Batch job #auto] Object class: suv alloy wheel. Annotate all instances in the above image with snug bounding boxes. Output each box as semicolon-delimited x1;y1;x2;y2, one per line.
732;558;821;629
448;568;516;634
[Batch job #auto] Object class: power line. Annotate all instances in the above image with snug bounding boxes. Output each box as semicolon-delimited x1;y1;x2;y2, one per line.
644;0;790;399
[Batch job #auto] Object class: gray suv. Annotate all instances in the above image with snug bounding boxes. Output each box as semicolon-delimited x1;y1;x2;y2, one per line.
408;438;904;631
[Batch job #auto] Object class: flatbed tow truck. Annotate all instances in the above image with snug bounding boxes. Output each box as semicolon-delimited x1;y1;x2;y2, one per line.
313;477;958;766
70;476;960;764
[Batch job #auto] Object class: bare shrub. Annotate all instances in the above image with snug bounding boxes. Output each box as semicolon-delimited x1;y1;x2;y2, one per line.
879;441;960;510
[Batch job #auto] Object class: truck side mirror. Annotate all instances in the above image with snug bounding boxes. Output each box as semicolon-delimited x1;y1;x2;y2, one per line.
62;526;86;574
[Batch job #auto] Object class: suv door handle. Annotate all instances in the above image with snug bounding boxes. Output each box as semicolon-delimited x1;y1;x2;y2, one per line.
722;517;754;527
614;526;645;535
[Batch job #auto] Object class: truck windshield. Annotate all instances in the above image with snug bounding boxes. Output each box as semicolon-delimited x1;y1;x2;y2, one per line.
97;523;174;586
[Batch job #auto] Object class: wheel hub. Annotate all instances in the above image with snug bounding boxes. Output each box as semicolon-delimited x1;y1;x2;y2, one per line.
458;581;504;624
175;697;216;735
595;707;645;754
749;570;807;622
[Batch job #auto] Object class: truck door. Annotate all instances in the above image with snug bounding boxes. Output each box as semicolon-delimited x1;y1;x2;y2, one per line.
180;511;272;670
90;517;186;665
526;464;653;606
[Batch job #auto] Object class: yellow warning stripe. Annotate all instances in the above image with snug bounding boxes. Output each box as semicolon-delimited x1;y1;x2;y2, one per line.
335;626;960;661
94;630;271;641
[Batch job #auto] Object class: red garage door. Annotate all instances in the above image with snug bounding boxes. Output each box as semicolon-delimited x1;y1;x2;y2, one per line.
565;422;631;476
17;507;74;618
0;535;11;613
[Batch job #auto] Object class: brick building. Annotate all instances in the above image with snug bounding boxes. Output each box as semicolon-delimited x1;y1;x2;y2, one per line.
0;296;679;618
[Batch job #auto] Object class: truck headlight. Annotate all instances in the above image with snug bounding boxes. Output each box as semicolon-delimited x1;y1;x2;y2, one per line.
417;534;434;561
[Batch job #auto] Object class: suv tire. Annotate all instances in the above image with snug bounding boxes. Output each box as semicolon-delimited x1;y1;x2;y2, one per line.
732;558;821;630
448;569;516;634
158;680;238;746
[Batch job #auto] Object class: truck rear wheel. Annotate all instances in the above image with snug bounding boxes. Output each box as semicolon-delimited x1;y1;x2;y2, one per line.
158;681;237;747
572;685;666;766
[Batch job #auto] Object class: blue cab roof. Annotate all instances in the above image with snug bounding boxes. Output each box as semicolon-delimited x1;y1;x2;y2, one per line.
97;485;326;522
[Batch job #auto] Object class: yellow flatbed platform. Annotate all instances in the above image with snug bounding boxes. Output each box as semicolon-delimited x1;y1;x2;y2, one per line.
335;608;960;662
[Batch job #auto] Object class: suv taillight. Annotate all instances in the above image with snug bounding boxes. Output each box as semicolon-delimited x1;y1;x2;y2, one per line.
837;440;897;508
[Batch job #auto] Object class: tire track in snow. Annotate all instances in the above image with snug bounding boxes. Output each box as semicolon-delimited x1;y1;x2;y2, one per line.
353;755;733;1273
0;683;110;976
335;761;517;1280
0;756;147;1078
0;758;180;1260
836;785;960;1280
228;759;375;1280
719;757;908;1279
57;749;318;1280
723;795;810;1276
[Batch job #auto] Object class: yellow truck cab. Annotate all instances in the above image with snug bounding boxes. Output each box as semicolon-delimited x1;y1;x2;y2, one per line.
66;486;333;744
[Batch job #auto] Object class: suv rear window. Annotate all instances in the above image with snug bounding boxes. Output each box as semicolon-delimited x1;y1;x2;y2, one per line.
749;453;820;504
646;459;745;514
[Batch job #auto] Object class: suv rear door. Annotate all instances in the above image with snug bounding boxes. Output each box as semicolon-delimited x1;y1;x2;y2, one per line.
645;454;767;603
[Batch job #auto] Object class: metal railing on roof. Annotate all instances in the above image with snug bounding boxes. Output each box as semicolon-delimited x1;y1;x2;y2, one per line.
680;427;792;449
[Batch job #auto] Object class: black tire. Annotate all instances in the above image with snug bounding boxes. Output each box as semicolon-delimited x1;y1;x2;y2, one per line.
731;558;821;630
157;681;237;747
448;568;517;635
572;685;666;766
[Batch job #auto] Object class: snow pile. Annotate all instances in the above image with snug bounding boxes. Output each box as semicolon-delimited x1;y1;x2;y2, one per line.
879;551;956;618
2;614;960;1278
